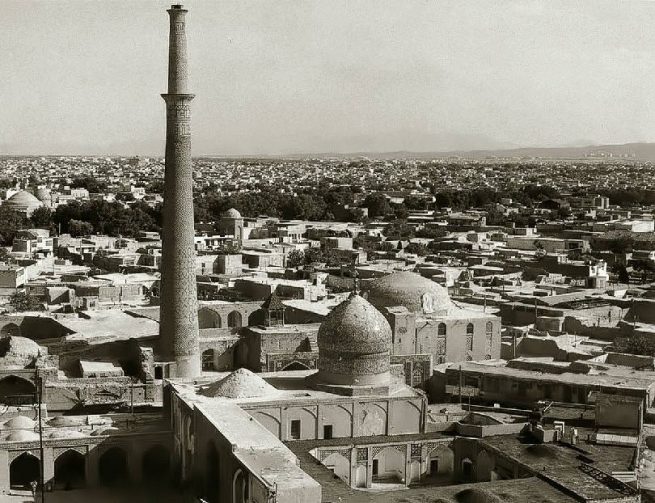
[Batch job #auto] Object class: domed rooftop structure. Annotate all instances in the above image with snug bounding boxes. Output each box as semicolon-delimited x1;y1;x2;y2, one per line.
4;416;36;430
47;416;85;427
313;294;392;395
0;336;41;359
455;488;502;503
365;271;455;316
222;208;242;219
0;336;43;368
35;187;51;203
6;430;38;442
201;368;279;399
48;430;86;439
4;190;43;216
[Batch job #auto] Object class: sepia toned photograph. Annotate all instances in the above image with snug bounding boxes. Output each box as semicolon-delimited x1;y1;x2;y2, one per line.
1;1;655;502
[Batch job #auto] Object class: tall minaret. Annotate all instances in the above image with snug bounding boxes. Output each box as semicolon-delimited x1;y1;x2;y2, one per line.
160;4;200;378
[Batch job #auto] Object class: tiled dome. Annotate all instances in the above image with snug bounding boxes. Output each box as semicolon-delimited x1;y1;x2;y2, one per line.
317;294;391;356
4;190;43;214
35;188;51;202
222;208;242;218
316;294;391;388
365;271;454;315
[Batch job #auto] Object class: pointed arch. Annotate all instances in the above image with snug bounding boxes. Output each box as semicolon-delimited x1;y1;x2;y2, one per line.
142;444;170;483
10;452;40;489
54;449;86;490
227;311;242;329
282;361;309;371
98;447;128;486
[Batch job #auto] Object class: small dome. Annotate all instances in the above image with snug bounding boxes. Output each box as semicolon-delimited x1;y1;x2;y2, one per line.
6;430;38;442
47;416;84;427
222;208;242;219
201;368;279;399
35;188;51;202
365;271;454;315
91;427;119;436
4;416;36;429
48;430;86;439
0;336;42;359
4;191;43;213
318;294;391;355
455;488;502;503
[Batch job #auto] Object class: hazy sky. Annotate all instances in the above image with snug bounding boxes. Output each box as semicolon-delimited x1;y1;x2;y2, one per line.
3;0;655;155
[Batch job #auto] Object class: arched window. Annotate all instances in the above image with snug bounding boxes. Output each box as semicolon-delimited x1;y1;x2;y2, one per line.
466;323;474;335
227;311;242;329
438;323;447;337
0;375;36;405
485;321;493;336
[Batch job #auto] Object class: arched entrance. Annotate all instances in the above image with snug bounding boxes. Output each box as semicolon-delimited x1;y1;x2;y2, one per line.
142;444;170;484
461;458;474;482
98;447;128;486
227;311;242;329
0;375;36;404
10;452;40;489
205;442;220;503
54;449;86;490
428;444;455;483
282;361;309;371
372;447;405;483
322;452;350;485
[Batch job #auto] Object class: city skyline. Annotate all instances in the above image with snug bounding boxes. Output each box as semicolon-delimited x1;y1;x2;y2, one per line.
3;0;655;156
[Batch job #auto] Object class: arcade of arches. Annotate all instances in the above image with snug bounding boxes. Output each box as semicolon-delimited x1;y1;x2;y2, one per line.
5;442;171;493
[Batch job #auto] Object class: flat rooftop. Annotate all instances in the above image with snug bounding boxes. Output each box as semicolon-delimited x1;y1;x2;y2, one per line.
172;370;421;408
448;359;655;391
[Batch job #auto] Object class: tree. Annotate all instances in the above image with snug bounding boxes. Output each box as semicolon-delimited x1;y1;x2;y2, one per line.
0;206;29;245
70;175;107;194
69;220;94;237
404;242;428;256
30;207;53;229
9;292;44;312
287;249;304;268
363;193;391;219
303;247;325;265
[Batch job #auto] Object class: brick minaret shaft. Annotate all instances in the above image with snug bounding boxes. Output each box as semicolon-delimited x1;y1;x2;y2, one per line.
160;4;200;377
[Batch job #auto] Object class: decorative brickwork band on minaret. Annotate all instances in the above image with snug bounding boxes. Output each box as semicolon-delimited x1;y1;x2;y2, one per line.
159;4;200;378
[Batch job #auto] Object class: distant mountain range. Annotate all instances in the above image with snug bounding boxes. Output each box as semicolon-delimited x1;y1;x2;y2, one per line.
293;142;655;161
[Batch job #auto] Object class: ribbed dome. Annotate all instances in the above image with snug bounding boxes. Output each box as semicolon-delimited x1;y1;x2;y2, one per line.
318;294;391;355
365;271;454;315
4;191;43;213
222;208;242;218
